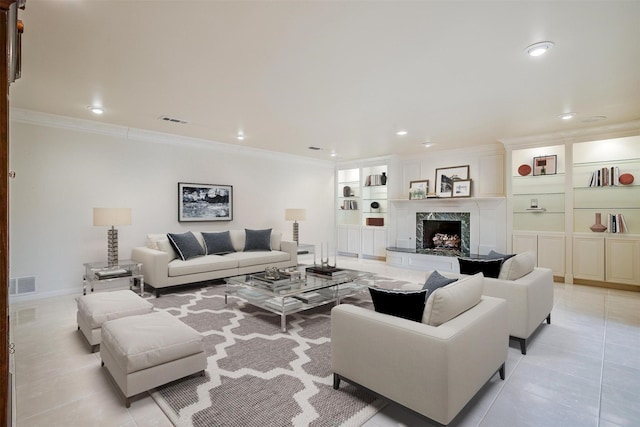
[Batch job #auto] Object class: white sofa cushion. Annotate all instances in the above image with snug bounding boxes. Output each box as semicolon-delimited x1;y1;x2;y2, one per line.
224;250;290;268
270;231;282;250
422;272;483;326
168;255;238;277
156;238;178;261
229;230;246;252
498;251;536;280
146;233;167;250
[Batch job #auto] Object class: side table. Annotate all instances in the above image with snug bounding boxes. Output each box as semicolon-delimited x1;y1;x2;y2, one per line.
83;260;144;296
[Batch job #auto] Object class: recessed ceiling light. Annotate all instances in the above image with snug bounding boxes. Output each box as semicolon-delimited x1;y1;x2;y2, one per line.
559;112;576;120
524;41;554;57
396;130;408;136
88;106;104;115
582;115;607;123
236;132;245;140
330;151;337;157
421;142;435;148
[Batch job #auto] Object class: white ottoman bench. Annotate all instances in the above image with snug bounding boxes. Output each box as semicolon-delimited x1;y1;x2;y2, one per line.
100;311;207;407
77;290;154;352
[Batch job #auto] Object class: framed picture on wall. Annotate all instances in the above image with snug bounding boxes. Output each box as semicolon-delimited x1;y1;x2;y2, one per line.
409;180;429;199
178;182;233;222
451;179;472;198
434;165;470;197
533;155;557;176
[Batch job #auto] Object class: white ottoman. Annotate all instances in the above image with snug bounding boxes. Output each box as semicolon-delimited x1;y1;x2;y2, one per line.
77;290;154;352
100;311;207;407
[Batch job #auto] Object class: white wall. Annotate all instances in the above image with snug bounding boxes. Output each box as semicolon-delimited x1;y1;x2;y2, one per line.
9;113;335;299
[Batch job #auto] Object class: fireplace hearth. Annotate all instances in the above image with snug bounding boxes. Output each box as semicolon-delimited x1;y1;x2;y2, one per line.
416;212;470;256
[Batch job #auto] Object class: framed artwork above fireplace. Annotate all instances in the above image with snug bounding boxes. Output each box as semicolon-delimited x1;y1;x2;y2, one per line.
435;165;470;197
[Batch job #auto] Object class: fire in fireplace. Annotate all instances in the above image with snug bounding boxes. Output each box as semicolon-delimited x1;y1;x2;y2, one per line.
416;212;470;256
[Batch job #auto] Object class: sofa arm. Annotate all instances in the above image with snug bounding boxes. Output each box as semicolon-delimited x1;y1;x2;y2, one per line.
331;297;508;425
280;240;298;266
482;267;554;339
131;246;169;288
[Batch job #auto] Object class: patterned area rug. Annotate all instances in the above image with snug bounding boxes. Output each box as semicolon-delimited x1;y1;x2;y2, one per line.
148;277;410;427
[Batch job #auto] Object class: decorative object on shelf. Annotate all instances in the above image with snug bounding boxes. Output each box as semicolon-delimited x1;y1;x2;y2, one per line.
435;165;469;197
285;208;306;244
451;179;472;198
178;182;233;222
590;212;607;232
366;218;384;226
517;164;532;176
409;179;429;199
370;201;380;212
619;173;634;185
532;155;557;176
607;213;629;233
93;207;132;266
343;185;352;197
318;242;337;269
341;200;358;210
588;166;621;187
365;174;387;186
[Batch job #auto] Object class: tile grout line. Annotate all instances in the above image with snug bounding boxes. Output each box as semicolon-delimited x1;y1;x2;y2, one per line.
475;352;526;426
596;291;609;427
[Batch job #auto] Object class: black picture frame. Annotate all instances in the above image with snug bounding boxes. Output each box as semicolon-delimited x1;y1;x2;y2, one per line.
532;155;557;176
434;165;470;197
178;182;233;222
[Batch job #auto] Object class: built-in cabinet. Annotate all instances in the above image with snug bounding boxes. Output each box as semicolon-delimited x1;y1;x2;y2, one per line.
337;161;388;258
507;133;640;288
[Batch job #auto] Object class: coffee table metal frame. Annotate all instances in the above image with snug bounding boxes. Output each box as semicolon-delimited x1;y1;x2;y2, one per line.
225;268;374;332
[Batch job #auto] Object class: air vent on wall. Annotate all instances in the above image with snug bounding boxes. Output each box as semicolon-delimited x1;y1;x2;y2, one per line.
159;116;189;124
9;276;36;295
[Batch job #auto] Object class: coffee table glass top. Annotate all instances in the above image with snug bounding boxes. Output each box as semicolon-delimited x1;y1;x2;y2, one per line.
225;267;374;297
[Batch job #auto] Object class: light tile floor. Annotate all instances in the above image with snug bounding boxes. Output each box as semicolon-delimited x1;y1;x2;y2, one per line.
10;256;640;426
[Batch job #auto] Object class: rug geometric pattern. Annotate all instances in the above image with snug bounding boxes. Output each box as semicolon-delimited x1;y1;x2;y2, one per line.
148;278;410;427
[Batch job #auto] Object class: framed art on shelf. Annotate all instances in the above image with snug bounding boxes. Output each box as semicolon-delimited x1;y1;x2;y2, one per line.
435;165;470;197
409;180;429;200
178;182;233;222
451;179;472;198
533;155;557;176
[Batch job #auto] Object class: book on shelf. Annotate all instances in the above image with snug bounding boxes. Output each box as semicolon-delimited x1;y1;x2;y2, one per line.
607;213;628;233
263;297;303;312
95;269;132;279
306;265;347;277
293;292;325;304
589;166;620;187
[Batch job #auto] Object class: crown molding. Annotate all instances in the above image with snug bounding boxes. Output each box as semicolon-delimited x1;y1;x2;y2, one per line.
499;119;640;149
9;108;335;169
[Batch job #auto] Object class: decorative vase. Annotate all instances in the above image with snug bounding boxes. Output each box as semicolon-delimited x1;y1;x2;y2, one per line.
590;213;607;232
381;172;387;185
343;185;351;197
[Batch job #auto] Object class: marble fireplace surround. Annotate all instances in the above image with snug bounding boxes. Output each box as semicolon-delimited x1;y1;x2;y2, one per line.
388;198;507;256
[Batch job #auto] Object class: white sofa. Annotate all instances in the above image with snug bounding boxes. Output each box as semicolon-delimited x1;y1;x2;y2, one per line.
332;293;508;425
131;230;297;297
404;252;554;354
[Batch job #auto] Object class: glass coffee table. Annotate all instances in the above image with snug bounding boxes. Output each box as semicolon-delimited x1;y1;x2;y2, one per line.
225;267;375;332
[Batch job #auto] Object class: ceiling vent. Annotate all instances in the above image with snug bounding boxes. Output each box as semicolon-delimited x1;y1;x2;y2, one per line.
308;146;322;151
159;116;188;124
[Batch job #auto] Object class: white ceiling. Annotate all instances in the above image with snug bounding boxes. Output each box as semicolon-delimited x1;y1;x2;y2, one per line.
10;1;640;161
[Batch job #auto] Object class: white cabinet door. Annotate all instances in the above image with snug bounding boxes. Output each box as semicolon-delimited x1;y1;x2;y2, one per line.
606;238;640;285
361;228;374;256
538;234;565;276
573;236;605;281
361;227;386;257
512;233;538;256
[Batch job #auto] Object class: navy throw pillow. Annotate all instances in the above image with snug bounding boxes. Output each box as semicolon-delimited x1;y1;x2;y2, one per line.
458;258;503;279
243;228;272;251
368;288;428;323
202;231;236;255
167;231;205;261
422;270;458;294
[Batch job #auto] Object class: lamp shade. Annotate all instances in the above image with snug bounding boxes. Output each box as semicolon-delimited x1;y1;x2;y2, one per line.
285;209;306;222
93;208;132;226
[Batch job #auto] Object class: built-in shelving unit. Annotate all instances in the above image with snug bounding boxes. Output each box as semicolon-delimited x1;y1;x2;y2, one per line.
337;162;388;259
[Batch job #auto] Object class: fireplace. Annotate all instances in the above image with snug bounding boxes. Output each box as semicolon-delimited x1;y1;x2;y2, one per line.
416;212;470;256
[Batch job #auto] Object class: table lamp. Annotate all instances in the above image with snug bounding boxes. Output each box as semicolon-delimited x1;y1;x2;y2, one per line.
93;208;132;266
284;208;306;245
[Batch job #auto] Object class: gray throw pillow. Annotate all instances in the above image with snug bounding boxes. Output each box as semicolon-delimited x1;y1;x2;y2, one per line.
202;231;236;255
422;270;458;294
243;228;272;251
486;250;517;262
167;231;205;261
